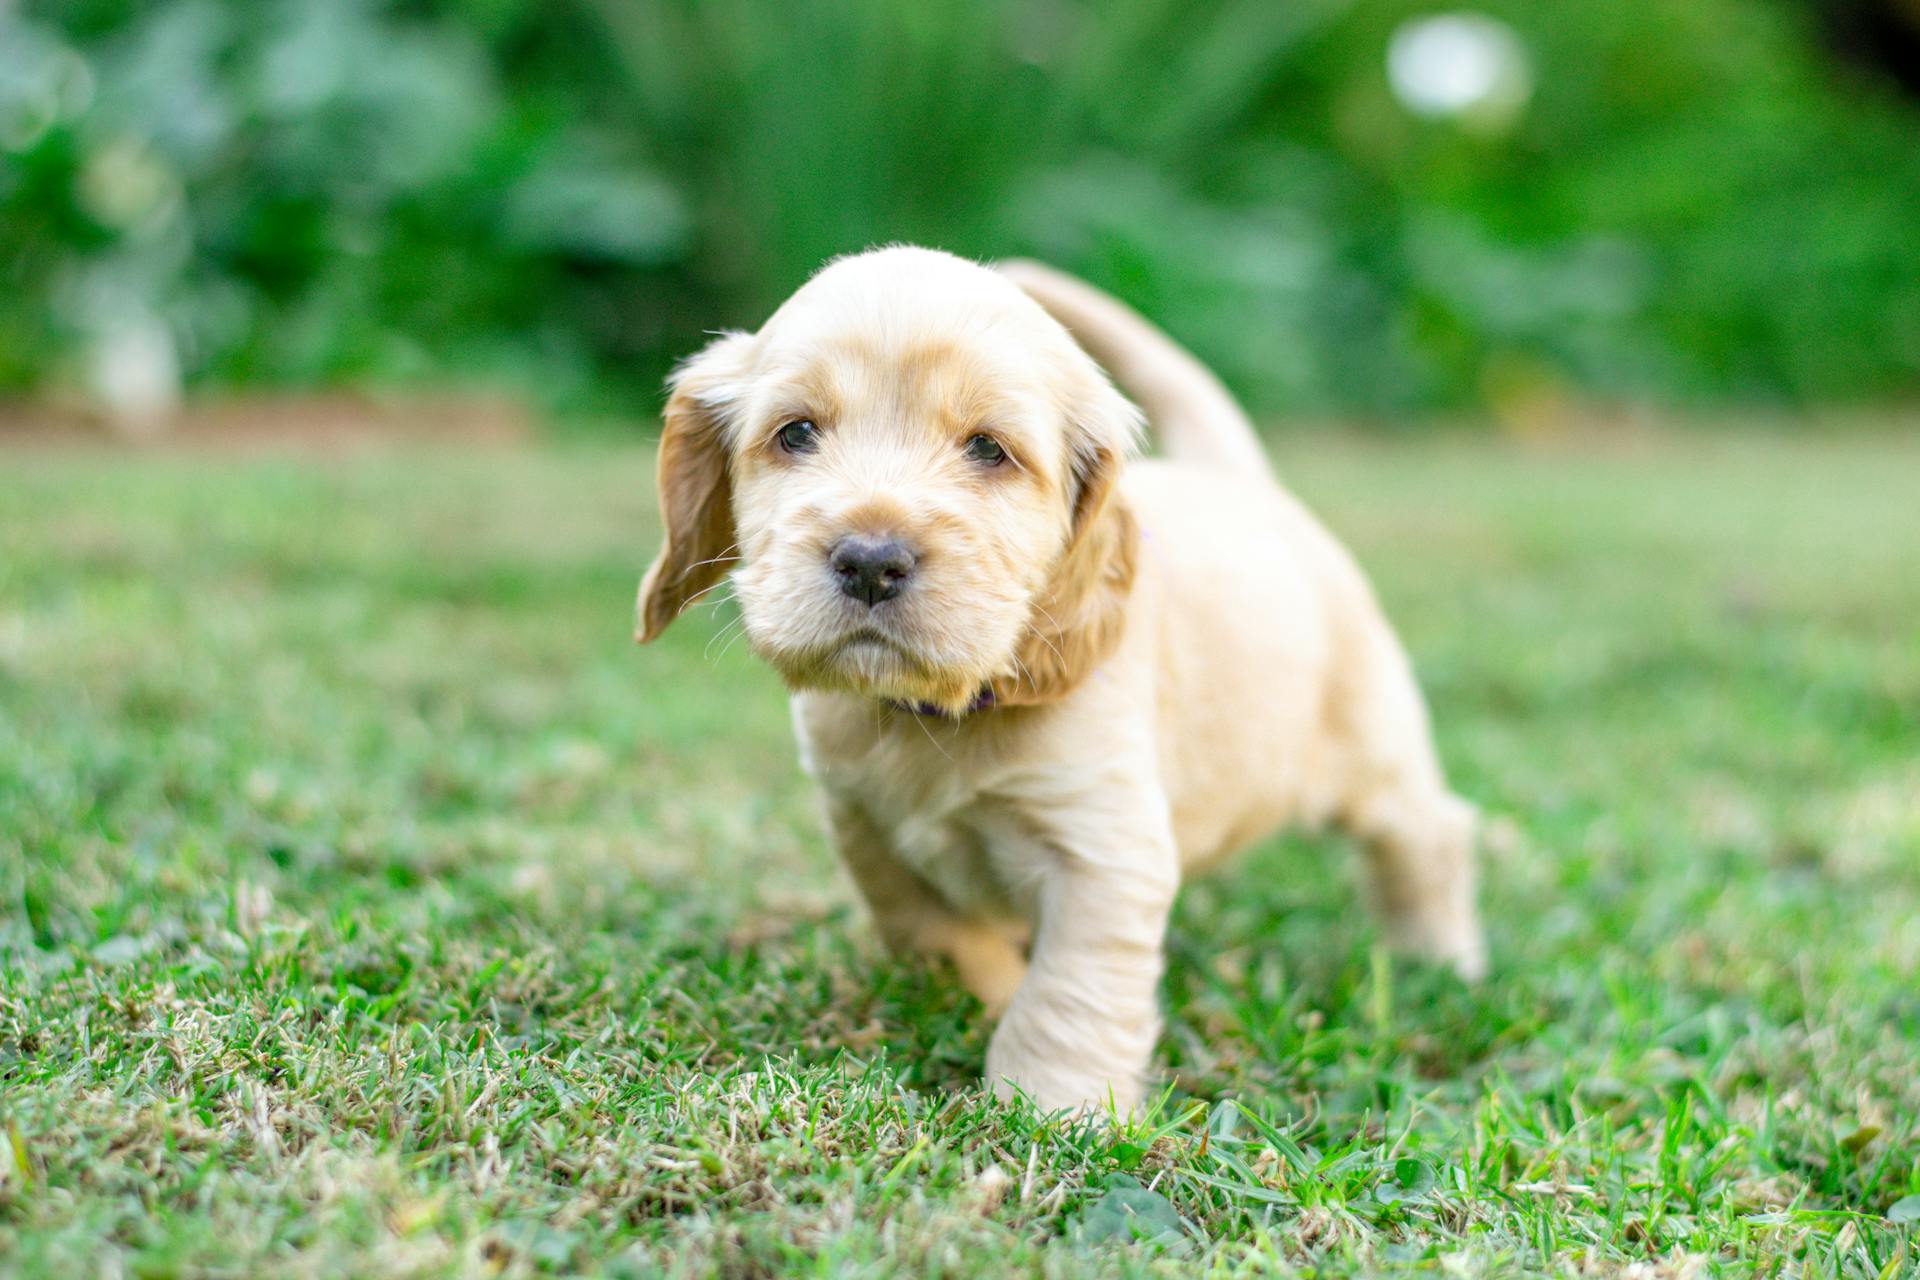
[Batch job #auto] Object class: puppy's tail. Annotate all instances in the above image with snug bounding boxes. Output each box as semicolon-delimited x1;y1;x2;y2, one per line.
997;259;1272;477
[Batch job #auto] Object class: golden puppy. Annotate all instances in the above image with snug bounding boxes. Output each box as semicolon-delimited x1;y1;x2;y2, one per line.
638;246;1484;1112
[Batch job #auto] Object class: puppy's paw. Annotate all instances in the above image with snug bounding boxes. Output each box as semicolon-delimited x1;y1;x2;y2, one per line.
1389;912;1488;982
985;1058;1140;1117
984;1018;1147;1115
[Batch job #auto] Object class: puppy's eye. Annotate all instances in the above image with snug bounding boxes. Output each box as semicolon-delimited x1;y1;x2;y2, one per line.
776;419;820;454
964;434;1007;465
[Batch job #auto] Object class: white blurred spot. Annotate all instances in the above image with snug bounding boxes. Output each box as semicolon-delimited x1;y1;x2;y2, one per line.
1387;13;1532;128
89;314;182;437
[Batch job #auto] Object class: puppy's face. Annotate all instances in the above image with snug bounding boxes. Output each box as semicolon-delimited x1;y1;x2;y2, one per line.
639;248;1140;714
726;329;1078;709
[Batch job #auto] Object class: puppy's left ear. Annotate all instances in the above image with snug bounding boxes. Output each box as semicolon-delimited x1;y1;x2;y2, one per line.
994;374;1143;705
636;332;755;643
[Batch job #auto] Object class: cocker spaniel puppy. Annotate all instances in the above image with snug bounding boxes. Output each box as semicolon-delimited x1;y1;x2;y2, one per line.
638;247;1484;1112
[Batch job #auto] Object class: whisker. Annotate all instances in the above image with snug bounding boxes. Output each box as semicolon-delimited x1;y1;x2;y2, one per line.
681;578;737;609
680;544;743;573
713;623;753;663
1023;620;1066;666
703;624;741;662
704;617;746;661
907;706;955;762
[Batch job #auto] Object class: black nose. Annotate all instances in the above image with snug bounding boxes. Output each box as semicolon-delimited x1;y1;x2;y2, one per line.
830;535;916;606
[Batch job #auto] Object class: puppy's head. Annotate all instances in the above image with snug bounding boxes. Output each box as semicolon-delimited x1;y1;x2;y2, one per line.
638;246;1141;714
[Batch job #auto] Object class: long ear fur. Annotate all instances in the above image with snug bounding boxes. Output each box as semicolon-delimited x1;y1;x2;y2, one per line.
636;332;755;643
992;376;1143;705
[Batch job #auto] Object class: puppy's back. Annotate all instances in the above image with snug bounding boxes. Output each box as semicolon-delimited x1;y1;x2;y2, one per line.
996;260;1273;479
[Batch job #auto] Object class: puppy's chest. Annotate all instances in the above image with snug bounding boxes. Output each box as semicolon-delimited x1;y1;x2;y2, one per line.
883;790;1046;921
803;729;1049;920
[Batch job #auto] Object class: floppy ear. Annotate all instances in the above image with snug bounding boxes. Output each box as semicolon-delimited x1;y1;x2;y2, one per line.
992;376;1143;706
636;332;755;643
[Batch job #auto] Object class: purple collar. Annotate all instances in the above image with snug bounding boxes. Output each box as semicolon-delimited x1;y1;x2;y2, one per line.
888;686;997;719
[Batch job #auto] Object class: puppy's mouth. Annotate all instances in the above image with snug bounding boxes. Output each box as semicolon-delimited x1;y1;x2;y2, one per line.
836;625;912;655
741;578;996;707
826;624;936;677
763;617;976;704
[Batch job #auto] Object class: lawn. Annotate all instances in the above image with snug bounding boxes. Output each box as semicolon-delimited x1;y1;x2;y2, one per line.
2;429;1917;1278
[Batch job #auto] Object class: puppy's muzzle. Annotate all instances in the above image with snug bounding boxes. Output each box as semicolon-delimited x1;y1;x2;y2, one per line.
830;535;916;606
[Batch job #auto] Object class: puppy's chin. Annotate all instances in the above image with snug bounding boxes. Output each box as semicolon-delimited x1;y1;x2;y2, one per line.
752;628;995;715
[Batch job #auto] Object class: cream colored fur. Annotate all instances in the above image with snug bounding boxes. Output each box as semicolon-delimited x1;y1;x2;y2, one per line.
638;246;1484;1113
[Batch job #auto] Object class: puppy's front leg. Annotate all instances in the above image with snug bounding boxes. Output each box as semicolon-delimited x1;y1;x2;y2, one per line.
985;804;1178;1114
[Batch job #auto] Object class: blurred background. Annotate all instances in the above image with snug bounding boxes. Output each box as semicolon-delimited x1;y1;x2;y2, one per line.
4;0;1920;433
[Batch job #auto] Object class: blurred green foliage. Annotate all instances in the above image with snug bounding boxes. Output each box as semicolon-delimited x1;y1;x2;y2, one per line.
4;0;1920;417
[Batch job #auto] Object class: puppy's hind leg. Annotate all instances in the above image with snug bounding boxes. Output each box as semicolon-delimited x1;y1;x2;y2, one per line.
1332;637;1487;980
1345;779;1486;980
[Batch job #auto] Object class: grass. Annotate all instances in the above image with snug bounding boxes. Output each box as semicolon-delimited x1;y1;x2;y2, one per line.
2;428;1918;1277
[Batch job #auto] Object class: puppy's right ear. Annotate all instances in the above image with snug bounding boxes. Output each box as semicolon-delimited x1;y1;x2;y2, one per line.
636;332;755;643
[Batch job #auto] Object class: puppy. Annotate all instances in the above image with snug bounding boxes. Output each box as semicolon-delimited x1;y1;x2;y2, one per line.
638;247;1484;1112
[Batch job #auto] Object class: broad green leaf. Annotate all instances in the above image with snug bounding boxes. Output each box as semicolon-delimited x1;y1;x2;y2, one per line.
1074;1174;1193;1252
1376;1158;1437;1204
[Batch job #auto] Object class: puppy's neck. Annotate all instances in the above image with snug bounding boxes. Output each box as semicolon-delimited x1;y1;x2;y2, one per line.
888;686;998;719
